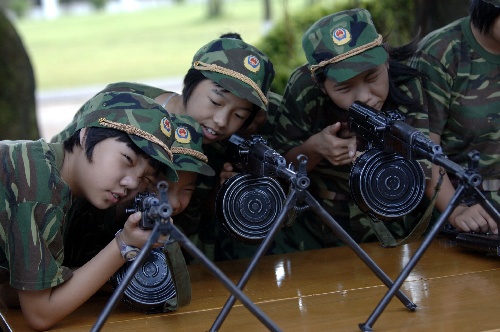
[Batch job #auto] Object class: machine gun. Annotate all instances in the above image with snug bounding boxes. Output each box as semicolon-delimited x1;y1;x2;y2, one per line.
112;181;177;314
125;181;173;230
217;135;310;243
347;101;485;221
227;134;287;178
348;101;481;185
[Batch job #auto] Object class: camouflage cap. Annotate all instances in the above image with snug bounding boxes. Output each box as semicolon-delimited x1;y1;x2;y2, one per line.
75;91;178;182
302;8;388;83
191;38;275;111
483;0;500;7
170;114;215;176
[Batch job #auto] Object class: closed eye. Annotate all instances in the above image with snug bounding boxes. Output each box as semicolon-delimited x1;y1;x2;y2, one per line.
210;98;221;107
234;112;247;120
366;74;379;83
334;85;351;93
123;154;133;165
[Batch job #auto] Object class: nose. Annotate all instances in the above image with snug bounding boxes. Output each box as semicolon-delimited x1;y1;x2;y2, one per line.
355;85;373;105
121;174;141;192
213;109;229;129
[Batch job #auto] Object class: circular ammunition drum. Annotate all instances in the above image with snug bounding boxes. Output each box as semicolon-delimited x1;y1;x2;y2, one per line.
216;173;286;243
111;248;176;313
350;149;425;219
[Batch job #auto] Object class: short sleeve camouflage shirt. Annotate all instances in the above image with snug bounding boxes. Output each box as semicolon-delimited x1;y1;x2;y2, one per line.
0;140;73;290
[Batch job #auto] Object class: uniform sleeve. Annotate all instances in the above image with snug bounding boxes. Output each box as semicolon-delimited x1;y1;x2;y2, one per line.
6;201;73;290
410;42;455;136
271;66;320;154
0;140;73;290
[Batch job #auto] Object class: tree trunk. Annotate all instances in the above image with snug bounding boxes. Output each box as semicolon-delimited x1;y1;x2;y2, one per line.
208;0;223;18
0;11;39;140
263;0;271;21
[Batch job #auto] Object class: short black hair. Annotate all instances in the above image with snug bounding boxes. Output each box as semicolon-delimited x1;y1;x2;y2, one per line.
470;0;500;35
182;69;259;131
64;127;163;172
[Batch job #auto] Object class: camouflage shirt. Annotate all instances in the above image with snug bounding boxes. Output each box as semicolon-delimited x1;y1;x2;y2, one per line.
410;16;500;180
0;140;73;290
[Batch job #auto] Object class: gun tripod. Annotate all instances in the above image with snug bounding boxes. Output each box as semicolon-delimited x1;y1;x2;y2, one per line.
359;152;500;331
209;155;417;331
91;183;282;332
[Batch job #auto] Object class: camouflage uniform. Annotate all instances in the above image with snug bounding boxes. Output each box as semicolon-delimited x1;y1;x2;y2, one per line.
213;9;433;260
410;13;500;210
0;140;73;289
0;91;178;290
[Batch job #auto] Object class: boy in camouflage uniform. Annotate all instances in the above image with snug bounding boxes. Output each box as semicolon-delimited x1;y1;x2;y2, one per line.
257;8;433;254
0;91;179;330
62;113;214;268
410;0;500;234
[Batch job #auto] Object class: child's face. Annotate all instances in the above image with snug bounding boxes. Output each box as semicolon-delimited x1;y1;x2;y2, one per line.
74;136;158;209
167;171;198;216
185;80;254;144
322;63;389;112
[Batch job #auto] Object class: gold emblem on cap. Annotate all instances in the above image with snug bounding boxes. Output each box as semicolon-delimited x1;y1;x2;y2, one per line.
332;27;351;46
243;55;260;73
175;126;191;144
160;117;172;138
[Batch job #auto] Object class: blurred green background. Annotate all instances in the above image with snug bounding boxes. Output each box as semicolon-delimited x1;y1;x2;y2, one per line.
2;0;469;139
12;0;469;94
13;0;305;91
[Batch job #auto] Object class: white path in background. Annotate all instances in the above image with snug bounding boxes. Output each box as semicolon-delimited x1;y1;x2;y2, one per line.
36;77;183;140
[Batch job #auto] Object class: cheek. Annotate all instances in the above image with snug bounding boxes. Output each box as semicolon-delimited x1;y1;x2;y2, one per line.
328;92;356;111
180;193;194;210
186;98;211;123
227;117;246;133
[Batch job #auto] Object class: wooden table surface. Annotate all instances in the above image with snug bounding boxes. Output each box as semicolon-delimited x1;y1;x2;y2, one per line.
1;236;500;332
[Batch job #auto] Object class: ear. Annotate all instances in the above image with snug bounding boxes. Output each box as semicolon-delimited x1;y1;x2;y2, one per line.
79;128;88;147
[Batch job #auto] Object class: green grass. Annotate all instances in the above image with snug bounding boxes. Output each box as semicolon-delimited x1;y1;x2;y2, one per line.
14;0;305;91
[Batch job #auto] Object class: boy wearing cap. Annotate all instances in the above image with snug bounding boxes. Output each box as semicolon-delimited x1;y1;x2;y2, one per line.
266;8;432;252
62;112;214;268
410;0;500;235
0;91;178;330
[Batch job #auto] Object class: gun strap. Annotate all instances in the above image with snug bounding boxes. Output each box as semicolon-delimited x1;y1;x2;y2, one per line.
162;241;191;312
371;168;444;248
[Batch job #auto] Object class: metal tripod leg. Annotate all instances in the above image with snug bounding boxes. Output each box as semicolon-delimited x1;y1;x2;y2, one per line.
359;184;500;331
167;222;283;332
92;221;282;332
210;188;416;331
